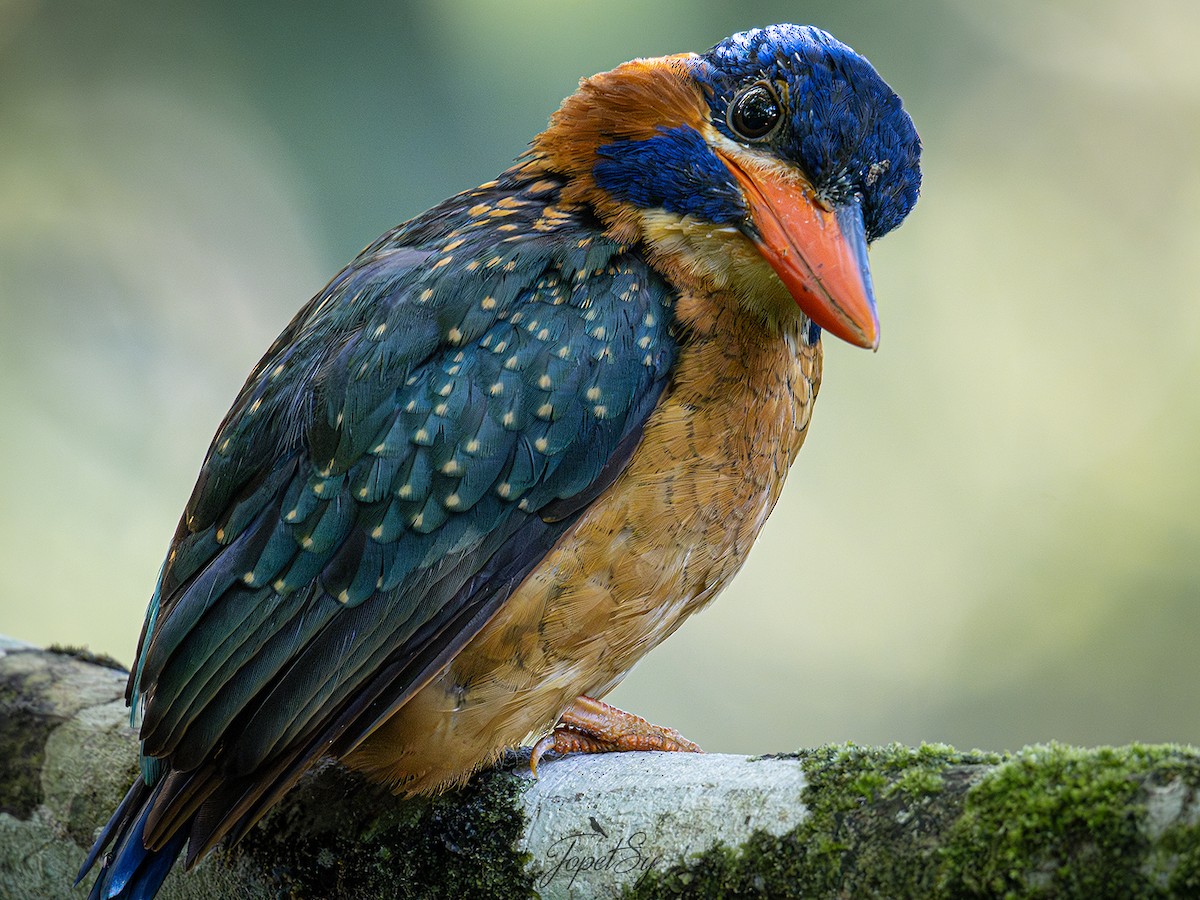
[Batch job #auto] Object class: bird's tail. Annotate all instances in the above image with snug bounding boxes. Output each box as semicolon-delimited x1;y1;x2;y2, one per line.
76;777;189;900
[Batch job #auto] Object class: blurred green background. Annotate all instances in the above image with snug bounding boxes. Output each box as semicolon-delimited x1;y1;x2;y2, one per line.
2;0;1198;755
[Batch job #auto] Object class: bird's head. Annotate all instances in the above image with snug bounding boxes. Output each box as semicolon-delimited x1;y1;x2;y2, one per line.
534;24;921;347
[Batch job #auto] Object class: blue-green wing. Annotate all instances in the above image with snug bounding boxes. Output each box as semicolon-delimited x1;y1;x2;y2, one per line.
125;212;676;853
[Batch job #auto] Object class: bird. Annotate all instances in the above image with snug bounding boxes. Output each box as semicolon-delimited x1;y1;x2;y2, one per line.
79;23;920;899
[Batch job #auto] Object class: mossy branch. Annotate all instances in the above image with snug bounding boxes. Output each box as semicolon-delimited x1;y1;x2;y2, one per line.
3;634;1199;899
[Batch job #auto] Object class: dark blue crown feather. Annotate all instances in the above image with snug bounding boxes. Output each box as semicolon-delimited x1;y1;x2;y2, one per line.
694;25;921;240
594;24;920;242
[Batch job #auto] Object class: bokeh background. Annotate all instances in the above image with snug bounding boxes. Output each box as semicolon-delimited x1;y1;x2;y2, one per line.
2;0;1198;755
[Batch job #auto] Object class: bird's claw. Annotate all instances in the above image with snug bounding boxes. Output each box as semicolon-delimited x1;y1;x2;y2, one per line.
529;695;702;777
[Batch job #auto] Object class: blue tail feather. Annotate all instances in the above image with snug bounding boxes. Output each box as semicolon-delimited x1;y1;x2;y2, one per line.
77;779;146;883
78;777;189;900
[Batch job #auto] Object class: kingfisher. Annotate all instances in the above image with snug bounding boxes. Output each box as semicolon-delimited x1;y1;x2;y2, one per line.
80;24;920;898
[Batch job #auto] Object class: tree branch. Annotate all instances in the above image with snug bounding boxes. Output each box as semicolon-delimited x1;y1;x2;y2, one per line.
3;634;1199;898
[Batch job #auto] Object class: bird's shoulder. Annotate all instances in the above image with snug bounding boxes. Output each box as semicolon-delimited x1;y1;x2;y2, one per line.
169;164;675;570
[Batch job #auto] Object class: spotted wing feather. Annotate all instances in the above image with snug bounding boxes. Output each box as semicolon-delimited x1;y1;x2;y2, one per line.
103;178;676;872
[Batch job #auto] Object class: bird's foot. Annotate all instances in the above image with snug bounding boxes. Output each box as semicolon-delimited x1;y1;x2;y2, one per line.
529;695;701;776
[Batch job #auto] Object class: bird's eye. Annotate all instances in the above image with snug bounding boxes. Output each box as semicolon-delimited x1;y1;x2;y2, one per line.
728;82;782;141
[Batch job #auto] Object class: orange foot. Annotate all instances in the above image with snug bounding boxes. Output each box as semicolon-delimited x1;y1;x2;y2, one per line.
530;695;702;776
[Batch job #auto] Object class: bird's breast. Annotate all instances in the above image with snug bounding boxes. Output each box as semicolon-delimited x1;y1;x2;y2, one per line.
346;292;821;793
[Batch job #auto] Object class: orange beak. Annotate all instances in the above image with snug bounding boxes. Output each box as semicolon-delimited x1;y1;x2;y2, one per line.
719;151;879;349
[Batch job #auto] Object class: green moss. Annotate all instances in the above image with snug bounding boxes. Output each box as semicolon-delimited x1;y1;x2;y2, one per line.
624;743;997;898
235;762;535;899
623;743;1200;900
940;742;1200;898
1156;820;1200;894
46;644;127;673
